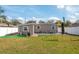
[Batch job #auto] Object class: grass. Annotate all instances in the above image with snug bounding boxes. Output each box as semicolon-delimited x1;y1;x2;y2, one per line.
0;34;79;54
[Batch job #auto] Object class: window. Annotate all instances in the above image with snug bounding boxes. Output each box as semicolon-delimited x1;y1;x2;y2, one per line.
23;26;28;31
52;26;54;29
36;25;40;29
37;26;40;29
51;26;55;29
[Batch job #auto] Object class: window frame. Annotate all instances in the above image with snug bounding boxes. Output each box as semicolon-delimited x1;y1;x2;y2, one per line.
23;26;29;31
36;25;41;30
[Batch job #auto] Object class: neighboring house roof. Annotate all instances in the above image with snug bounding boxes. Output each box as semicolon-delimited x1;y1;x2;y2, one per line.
19;23;56;26
70;23;79;27
0;23;14;27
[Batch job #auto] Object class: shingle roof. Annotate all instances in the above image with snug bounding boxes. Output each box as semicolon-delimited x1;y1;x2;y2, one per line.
18;23;55;26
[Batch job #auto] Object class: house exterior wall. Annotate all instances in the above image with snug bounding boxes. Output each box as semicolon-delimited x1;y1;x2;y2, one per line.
18;23;57;35
34;24;57;33
18;24;34;35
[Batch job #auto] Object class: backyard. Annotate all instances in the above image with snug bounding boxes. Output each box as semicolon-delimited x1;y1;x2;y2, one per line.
0;34;79;54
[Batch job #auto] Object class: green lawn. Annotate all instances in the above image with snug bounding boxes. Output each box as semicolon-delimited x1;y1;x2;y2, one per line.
0;34;26;38
0;34;79;54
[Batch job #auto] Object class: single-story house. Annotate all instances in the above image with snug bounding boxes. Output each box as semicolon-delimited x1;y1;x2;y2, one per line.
18;23;57;36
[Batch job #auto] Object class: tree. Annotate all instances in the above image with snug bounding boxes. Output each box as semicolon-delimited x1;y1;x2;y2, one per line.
0;15;6;22
65;20;71;27
5;19;11;26
75;20;79;23
47;20;54;24
55;20;62;27
0;6;12;27
0;6;6;23
39;20;45;23
11;19;21;26
0;14;11;27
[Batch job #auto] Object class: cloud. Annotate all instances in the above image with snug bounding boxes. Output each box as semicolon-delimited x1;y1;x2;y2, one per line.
65;6;72;12
49;17;61;20
65;6;79;23
66;6;79;23
57;5;74;14
57;5;79;23
32;17;37;20
70;15;76;19
49;17;61;23
17;17;24;20
25;16;47;23
57;5;65;9
69;19;77;23
7;16;12;19
6;16;12;22
65;6;79;16
57;5;73;12
16;17;25;24
68;15;77;23
75;13;79;16
31;17;46;21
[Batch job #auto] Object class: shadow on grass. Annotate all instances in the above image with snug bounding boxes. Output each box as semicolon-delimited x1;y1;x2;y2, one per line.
71;39;79;41
16;34;26;37
65;33;79;36
45;39;58;41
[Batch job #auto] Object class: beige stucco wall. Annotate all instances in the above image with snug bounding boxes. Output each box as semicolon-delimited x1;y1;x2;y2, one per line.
18;23;57;35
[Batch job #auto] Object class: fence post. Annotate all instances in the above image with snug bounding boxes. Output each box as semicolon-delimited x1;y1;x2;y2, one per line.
61;17;65;34
61;22;64;34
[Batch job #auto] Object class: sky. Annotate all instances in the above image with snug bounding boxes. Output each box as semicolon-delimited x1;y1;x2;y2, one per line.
1;5;79;23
